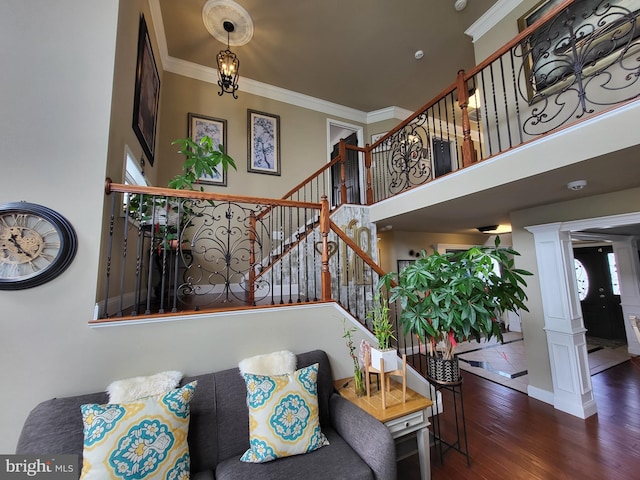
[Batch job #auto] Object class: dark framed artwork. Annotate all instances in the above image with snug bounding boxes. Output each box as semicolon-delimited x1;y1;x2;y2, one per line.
188;113;228;186
132;15;160;166
518;0;640;101
247;109;281;176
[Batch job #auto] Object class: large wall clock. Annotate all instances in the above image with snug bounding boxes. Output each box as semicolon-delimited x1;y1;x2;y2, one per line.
0;202;78;290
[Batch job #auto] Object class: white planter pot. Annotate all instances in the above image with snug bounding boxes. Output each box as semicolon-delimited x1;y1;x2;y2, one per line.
370;347;398;372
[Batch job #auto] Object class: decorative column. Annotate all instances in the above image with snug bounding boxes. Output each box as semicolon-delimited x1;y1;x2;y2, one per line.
526;223;597;418
612;237;640;355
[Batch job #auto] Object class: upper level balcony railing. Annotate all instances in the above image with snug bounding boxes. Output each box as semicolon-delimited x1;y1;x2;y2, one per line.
289;0;640;207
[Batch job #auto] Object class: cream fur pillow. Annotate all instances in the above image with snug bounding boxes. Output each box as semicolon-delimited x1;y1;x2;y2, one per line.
106;370;183;404
238;350;296;376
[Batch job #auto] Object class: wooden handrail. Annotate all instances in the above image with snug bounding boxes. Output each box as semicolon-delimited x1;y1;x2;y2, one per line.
368;0;574;153
105;178;320;211
329;220;387;280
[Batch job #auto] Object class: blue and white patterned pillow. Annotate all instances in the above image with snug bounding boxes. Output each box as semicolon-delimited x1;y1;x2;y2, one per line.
80;381;197;479
240;363;329;463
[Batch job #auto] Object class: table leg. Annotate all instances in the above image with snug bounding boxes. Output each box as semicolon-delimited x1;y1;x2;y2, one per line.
416;425;431;480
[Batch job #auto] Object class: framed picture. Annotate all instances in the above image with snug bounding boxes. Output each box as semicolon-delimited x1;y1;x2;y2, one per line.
132;15;160;166
247;109;281;176
188;113;228;186
518;0;640;101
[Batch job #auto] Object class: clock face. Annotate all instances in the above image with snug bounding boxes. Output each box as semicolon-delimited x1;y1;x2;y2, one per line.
0;202;77;290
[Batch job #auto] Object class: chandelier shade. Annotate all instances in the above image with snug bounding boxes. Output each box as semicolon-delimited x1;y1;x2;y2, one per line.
217;21;239;98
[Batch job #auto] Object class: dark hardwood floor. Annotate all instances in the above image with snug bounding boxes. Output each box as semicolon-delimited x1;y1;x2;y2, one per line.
397;358;640;480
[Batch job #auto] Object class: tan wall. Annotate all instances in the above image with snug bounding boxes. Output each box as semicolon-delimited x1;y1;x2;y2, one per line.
473;0;540;64
155;73;353;197
106;0;163;187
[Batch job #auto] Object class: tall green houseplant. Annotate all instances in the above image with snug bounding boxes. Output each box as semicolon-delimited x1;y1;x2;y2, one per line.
380;237;532;363
128;136;236;236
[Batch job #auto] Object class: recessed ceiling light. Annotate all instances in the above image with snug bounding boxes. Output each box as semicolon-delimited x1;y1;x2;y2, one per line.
414;50;424;60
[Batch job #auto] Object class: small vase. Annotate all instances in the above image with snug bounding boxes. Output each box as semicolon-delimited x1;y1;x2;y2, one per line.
353;368;365;397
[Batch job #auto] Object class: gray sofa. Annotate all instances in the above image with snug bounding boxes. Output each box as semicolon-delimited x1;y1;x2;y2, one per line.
16;350;396;479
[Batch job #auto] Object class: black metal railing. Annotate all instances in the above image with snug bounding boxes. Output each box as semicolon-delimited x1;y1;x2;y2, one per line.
268;1;626;207
98;182;331;319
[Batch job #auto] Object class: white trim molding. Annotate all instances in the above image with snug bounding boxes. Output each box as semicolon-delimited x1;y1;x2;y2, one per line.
465;0;525;43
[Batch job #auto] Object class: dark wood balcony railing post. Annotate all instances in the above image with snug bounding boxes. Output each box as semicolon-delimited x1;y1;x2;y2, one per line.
364;145;373;205
339;140;347;205
457;69;477;168
320;195;332;301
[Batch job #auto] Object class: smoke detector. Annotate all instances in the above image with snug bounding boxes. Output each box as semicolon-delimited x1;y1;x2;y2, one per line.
567;180;587;191
454;0;468;11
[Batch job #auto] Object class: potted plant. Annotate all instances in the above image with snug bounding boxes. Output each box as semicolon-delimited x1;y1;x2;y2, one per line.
343;319;365;397
366;294;398;372
128;135;236;246
379;237;532;383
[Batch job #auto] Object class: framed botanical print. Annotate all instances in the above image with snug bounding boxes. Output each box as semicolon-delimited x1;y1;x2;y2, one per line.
247;109;281;176
132;15;160;166
188;113;228;186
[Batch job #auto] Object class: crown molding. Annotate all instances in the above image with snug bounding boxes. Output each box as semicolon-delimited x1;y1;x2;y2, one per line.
148;0;408;125
465;0;524;43
367;106;413;124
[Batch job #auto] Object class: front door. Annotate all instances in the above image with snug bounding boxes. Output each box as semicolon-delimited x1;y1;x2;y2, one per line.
573;245;625;340
331;133;360;207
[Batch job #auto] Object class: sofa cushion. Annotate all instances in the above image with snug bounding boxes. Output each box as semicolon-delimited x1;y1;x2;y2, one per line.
240;363;329;463
106;370;183;403
238;350;296;376
79;382;197;480
216;428;373;480
212;350;334;465
180;372;218;476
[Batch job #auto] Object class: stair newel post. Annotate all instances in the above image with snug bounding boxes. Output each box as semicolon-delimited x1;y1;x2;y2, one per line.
339;139;348;206
248;211;256;306
320;195;332;301
456;69;476;168
364;145;373;205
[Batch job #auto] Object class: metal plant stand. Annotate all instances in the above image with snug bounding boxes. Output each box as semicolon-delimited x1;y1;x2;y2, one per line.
426;375;470;466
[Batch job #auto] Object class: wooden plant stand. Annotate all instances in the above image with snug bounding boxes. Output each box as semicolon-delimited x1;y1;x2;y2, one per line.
365;350;407;409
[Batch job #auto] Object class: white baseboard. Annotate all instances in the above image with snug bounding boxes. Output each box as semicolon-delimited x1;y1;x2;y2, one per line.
527;384;554;405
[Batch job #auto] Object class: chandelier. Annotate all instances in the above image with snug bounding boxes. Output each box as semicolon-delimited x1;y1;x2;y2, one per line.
216;21;239;98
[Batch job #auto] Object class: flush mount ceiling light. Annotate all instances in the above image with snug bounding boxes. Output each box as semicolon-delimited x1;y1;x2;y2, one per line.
202;0;253;99
476;225;512;234
567;179;587;191
477;225;499;233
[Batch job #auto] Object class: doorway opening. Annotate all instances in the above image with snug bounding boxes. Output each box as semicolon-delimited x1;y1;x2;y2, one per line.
328;120;364;208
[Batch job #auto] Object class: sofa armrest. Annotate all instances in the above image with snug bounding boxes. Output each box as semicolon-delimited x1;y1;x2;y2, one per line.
329;393;396;480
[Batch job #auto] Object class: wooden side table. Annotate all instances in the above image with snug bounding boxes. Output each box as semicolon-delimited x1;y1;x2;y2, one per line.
335;377;433;480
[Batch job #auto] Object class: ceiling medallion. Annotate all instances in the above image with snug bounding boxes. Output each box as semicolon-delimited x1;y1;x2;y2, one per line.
202;0;254;47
